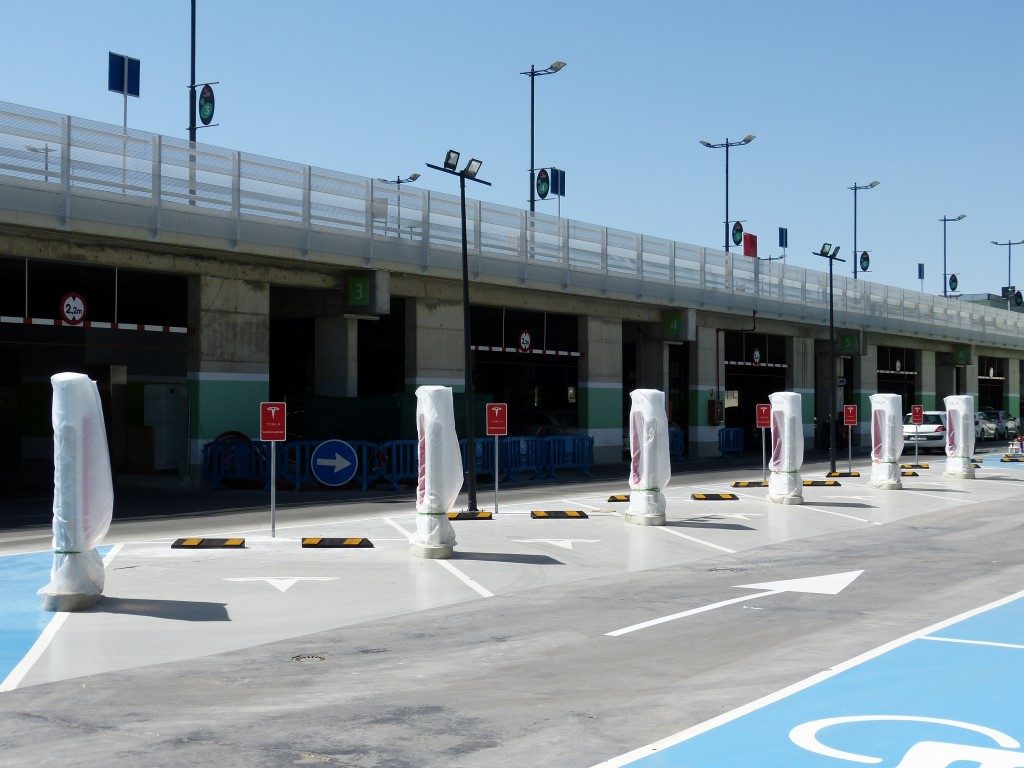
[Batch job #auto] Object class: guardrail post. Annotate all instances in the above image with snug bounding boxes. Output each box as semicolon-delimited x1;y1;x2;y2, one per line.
561;216;570;290
151;134;162;237
232;150;241;247
473;199;482;277
637;234;645;299
601;226;609;296
60;115;71;227
519;209;529;284
420;191;431;273
302;164;311;259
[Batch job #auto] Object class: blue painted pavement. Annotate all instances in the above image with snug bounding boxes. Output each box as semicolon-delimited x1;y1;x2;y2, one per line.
0;547;110;685
613;594;1024;767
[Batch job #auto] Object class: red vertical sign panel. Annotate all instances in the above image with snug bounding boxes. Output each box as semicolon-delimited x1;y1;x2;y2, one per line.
911;404;924;425
486;403;508;436
843;404;858;427
756;403;771;429
260;402;287;442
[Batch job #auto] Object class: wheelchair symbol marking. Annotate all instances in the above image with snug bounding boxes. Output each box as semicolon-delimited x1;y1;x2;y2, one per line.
790;715;1023;766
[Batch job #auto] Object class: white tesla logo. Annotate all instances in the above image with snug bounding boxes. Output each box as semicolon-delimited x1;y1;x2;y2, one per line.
790;715;1024;767
266;406;280;417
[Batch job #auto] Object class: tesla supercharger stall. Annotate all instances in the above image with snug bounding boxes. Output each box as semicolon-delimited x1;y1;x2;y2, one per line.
944;394;976;479
625;389;671;526
767;391;804;505
40;373;114;611
410;385;461;559
869;393;903;490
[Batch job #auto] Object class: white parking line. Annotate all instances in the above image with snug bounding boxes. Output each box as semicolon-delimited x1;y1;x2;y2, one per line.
382;517;494;598
903;491;979;505
656;526;736;553
921;635;1024;651
800;505;881;526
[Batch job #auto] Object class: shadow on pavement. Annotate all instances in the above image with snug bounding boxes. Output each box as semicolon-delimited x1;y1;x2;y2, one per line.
90;596;230;622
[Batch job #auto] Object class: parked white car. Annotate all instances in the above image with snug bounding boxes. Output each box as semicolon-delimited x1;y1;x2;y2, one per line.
902;411;947;454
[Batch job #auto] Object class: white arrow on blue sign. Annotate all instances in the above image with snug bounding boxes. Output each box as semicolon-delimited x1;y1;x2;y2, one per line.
310;439;358;487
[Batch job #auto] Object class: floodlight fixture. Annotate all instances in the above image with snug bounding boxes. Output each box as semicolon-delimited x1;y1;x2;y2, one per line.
867;180;880;188
463;159;482;179
740;134;756;144
548;60;567;72
444;150;460;171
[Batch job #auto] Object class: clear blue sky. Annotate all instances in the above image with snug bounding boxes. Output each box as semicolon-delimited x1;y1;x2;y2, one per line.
7;1;1023;294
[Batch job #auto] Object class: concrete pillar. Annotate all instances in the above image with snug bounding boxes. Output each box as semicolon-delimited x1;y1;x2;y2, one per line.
579;316;622;464
788;336;815;446
187;276;270;478
688;326;723;458
919;350;937;410
856;344;879;448
404;298;464;392
964;358;979;403
314;316;358;397
1008;359;1020;416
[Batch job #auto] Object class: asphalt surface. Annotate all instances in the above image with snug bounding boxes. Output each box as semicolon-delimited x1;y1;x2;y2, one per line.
2;448;1022;767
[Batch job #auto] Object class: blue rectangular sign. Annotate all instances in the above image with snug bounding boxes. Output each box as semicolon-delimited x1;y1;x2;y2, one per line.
108;52;140;97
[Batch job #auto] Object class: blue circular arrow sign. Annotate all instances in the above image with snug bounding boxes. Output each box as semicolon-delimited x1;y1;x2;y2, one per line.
310;439;358;487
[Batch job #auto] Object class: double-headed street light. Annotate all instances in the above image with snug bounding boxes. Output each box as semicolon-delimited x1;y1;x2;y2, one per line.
521;60;566;213
699;135;755;252
849;180;879;280
940;213;966;297
816;242;844;474
377;173;420;238
992;239;1024;310
426;151;491;512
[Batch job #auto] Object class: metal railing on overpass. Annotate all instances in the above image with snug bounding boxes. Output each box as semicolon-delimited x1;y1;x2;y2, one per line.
0;100;1020;349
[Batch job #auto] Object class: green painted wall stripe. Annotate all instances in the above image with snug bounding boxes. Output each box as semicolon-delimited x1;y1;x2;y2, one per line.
189;379;269;440
580;385;621;429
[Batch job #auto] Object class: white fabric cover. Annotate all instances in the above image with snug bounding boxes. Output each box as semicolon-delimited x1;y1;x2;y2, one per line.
944;394;976;478
626;389;671;520
869;393;903;489
39;373;114;602
412;386;460;550
767;391;803;503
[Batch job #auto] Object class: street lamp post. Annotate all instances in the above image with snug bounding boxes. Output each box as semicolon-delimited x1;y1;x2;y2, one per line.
991;239;1024;310
521;60;566;213
940;214;966;297
849;180;879;280
816;243;844;474
26;143;54;183
426;151;491;512
699;135;755;252
377;173;420;238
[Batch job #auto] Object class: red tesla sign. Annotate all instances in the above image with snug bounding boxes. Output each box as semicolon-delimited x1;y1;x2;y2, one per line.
259;402;287;442
486;403;508;436
843;404;858;427
911;404;924;425
756;403;771;429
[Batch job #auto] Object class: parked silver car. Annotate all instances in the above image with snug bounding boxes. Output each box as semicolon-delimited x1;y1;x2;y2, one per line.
974;411;997;441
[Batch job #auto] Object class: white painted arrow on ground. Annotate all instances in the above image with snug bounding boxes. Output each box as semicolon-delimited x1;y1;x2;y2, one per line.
224;577;339;593
316;453;351;473
606;570;864;637
514;539;600;550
